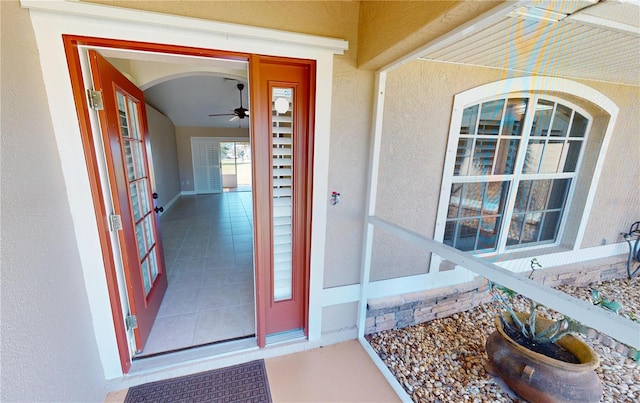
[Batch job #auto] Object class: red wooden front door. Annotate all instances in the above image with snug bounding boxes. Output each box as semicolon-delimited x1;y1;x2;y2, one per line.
89;50;167;353
250;56;315;345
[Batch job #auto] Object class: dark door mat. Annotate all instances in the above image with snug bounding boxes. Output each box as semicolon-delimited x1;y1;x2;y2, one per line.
124;359;272;402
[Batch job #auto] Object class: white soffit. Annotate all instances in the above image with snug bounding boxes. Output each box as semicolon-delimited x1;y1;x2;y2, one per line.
419;0;640;86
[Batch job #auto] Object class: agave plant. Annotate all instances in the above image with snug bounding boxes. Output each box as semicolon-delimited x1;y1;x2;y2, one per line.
489;258;639;361
490;258;586;344
491;282;585;344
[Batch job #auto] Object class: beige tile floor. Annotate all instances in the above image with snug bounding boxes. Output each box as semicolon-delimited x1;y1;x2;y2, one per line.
105;340;401;402
138;192;256;357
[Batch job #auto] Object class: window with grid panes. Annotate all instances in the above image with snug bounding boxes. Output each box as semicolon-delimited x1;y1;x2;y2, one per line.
443;96;589;253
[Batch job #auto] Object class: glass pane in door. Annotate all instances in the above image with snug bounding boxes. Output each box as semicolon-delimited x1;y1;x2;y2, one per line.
117;89;160;297
271;87;294;302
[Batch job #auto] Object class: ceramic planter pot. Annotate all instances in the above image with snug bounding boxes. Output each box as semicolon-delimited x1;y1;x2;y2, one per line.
486;313;602;403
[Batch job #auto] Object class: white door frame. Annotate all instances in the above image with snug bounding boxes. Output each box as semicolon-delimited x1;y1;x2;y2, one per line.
23;0;347;379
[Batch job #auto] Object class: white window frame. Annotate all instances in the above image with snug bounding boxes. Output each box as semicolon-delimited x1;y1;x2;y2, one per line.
434;77;619;260
438;93;593;255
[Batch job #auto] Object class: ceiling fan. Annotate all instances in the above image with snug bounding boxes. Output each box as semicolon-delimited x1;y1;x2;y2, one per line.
208;83;249;121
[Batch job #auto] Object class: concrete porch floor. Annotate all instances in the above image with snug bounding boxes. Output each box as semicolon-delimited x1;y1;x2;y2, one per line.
105;340;401;402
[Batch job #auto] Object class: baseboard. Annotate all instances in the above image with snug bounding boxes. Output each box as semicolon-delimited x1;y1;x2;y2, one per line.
158;192;181;216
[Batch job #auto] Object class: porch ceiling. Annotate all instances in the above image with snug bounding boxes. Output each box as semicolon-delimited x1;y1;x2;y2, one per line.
418;0;640;86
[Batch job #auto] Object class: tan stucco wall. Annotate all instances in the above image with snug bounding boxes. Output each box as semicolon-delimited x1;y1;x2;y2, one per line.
84;1;357;39
357;0;460;67
371;59;640;281
357;0;503;70
322;302;358;334
1;2;107;401
577;81;640;247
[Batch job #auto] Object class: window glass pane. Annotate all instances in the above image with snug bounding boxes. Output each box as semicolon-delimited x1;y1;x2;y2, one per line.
139;178;150;214
539;140;564;173
531;99;554;137
117;92;130;138
550;104;572;137
446;181;507;253
133;141;145;180
149;247;159;283
141;259;151;296
448;184;462;218
123;140;135;181
457;218;479;251
461;183;483;217
478;216;500;250
521;212;542;244
482;182;508;217
494;139;519;174
569;112;588;138
454;138;473;176
563;141;582;172
540;211;561;242
513;181;532;214
524;140;545;173
548;179;570;209
127;99;141;140
502;98;528;136
444;221;456;247
144;215;155;250
508;178;568;247
480;182;507;250
460;105;478;135
478;100;504;136
272;87;294;302
507;214;525;246
136;221;145;260
529;180;551;211
130;182;141;222
471;139;496;175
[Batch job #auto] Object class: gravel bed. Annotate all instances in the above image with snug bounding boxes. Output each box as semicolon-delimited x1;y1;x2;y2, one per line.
366;277;639;402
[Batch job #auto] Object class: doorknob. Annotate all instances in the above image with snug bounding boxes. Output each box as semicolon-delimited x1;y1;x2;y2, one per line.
152;192;159;199
154;206;164;213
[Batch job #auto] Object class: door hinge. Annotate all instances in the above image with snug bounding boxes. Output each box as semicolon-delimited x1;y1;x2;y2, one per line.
109;214;123;231
87;89;104;110
125;315;138;331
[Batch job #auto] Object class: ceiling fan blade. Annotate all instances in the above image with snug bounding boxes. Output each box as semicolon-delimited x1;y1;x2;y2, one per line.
208;113;234;117
229;115;239;122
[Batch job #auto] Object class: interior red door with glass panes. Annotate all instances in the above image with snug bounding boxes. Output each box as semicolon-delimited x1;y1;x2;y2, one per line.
89;50;167;353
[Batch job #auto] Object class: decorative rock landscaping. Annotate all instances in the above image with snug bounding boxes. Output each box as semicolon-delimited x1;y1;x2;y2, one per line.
366;277;639;402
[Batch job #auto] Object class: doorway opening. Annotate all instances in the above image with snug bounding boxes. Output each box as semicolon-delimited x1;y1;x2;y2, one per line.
130;76;257;358
221;141;252;192
85;46;258;360
64;35;315;372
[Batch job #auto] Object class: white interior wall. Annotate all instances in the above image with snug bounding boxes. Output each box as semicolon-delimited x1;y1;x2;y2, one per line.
146;105;181;210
